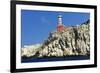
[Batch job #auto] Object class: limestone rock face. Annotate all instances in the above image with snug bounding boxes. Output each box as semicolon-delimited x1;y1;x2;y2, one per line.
21;20;90;57
21;44;42;57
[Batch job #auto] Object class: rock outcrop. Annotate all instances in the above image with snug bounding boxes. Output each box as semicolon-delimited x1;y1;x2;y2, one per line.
21;44;42;57
21;20;90;58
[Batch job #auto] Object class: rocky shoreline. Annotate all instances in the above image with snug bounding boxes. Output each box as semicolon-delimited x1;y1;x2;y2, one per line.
21;20;90;58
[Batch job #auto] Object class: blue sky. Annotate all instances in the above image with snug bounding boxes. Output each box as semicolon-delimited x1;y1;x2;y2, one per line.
21;10;90;47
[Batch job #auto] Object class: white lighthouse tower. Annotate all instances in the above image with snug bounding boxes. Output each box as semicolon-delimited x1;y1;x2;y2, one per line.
57;15;64;32
58;15;62;25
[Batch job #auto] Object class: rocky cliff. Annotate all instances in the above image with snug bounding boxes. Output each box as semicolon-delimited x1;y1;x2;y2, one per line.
21;20;90;58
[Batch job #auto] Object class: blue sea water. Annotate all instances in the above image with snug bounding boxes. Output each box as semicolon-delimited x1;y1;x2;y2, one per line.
21;55;90;63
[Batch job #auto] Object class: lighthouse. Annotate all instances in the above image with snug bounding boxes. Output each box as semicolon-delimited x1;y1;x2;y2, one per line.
57;15;65;32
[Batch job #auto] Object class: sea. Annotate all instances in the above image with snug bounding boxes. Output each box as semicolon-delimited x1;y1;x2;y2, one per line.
21;55;90;63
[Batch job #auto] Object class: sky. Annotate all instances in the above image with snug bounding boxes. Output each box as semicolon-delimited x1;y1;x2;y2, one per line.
21;10;90;47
